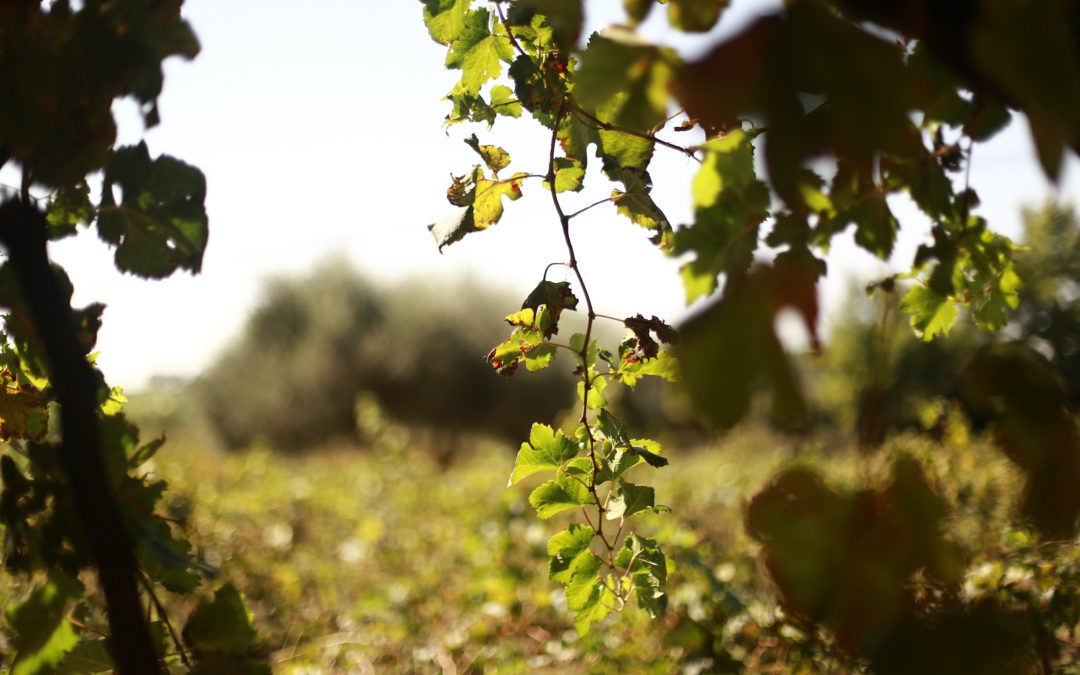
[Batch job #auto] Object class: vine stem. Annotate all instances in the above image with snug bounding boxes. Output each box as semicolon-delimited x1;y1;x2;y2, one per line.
495;2;529;60
594;312;625;324
566;197;615;221
546;99;625;578
542;260;569;281
0;199;161;674
138;567;193;669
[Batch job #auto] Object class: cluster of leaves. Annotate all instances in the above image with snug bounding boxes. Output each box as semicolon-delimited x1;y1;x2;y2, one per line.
0;2;263;672
420;0;1080;664
422;0;699;633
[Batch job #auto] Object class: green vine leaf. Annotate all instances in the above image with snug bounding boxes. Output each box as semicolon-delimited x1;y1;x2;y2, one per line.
509;55;563;120
564;551;613;634
597;128;654;170
558;113;600;167
529;473;596;519
548;524;596;583
183;583;269;673
510;423;580;486
576;368;608;409
971;262;1021;331
569;333;599;368
55;638;113;674
98;142;208;279
615;535;668;618
45;181;93;240
575;29;677;133
490;85;523;119
445;8;514;96
630;440;669;468
545;157;585;193
605;164;671;246
511;0;584;53
673;129;769;302
596;446;641;484
900;284;958;341
606;481;655;520
7;574;84;675
597;409;630;447
679;261;818;429
421;0;472;45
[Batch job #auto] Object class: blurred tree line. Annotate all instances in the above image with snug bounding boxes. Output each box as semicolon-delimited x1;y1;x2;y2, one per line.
813;201;1080;442
155;201;1080;457
190;259;574;453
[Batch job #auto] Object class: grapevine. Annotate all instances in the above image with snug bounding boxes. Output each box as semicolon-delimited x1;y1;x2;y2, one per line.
0;3;264;672
420;0;1080;666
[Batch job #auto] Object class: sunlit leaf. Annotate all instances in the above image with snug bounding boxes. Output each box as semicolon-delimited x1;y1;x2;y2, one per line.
606;481;654;520
900;285;958;341
464;134;511;175
445;8;515;96
8;574;83;675
548;524;595;583
509;423;579;486
575;29;677;132
529;476;595;519
422;0;472;45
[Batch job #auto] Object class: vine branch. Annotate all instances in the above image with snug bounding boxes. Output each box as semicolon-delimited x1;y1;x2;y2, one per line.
0;198;161;674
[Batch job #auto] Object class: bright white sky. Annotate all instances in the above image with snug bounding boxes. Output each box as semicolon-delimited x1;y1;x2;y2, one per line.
29;0;1080;389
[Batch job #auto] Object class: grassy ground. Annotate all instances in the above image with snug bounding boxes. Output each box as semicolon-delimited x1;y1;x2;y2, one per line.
6;401;1076;673
128;412;1061;674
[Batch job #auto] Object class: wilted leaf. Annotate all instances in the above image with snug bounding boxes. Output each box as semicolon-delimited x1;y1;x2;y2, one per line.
464;134;511;175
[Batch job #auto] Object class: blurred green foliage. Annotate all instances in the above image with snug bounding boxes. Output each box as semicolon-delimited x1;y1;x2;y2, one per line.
813;201;1080;443
1011;202;1080;407
193;258;573;454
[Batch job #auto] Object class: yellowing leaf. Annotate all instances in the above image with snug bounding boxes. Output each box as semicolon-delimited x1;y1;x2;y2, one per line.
0;386;48;442
464;134;511;175
474;173;526;228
